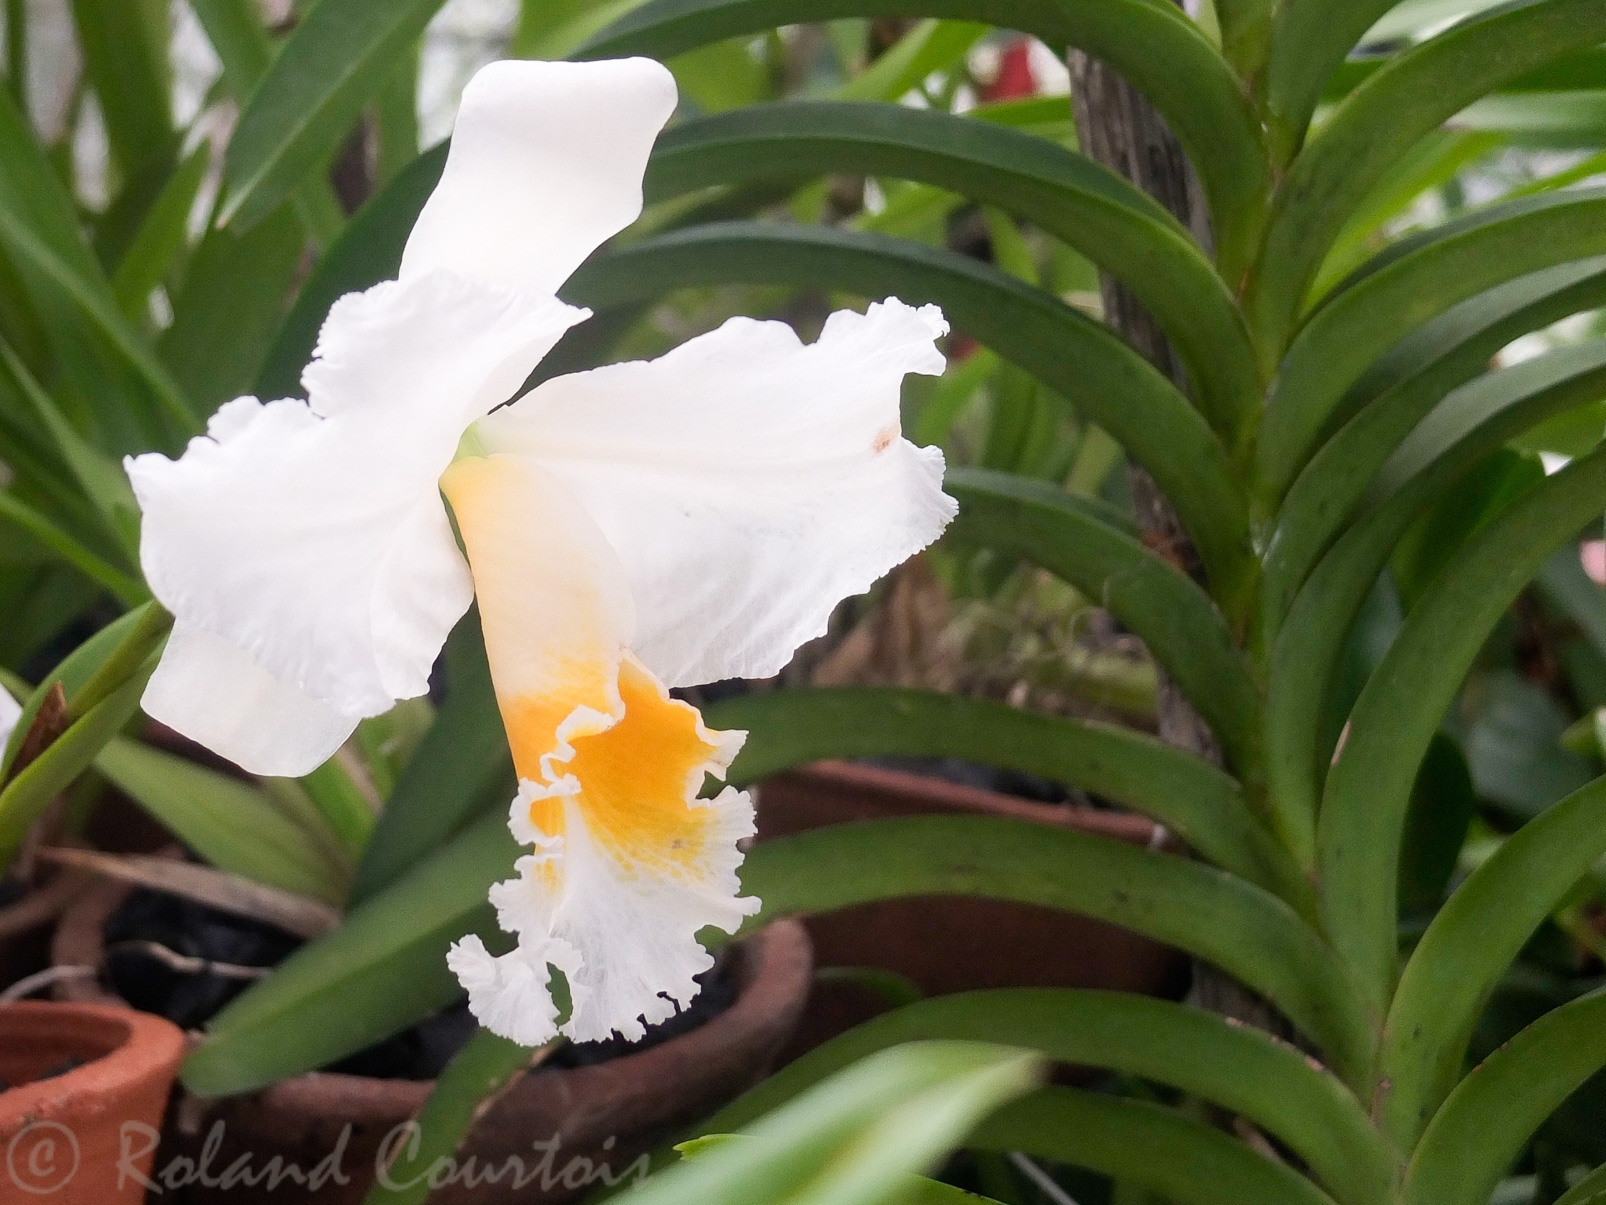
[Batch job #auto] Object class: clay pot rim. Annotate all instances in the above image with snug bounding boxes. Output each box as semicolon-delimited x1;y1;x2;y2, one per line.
0;999;187;1113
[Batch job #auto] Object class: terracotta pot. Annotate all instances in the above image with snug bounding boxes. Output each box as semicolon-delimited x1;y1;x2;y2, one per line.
0;1000;185;1201
0;869;90;991
55;876;811;1203
755;760;1189;1055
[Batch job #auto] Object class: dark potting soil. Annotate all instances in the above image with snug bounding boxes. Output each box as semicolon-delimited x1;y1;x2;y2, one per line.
104;887;739;1080
0;876;26;909
865;754;1082;805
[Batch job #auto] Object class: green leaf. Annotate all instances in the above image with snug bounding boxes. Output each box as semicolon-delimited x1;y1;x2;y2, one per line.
1258;188;1606;504
563;222;1252;594
0;203;197;441
0;667;152;873
68;0;175;181
0;491;144;605
360;1029;552;1205
1310;130;1507;301
513;0;650;59
1267;351;1606;870
1381;772;1606;1146
578;0;1272;279
0;87;186;455
740;817;1371;1086
1388;450;1547;611
186;810;1370;1095
705;990;1389;1205
1400;990;1606;1205
945;469;1259;772
644;102;1260;436
1318;444;1606;1009
1261;0;1405;162
189;0;346;249
111;144;209;321
833;20;984;104
96;738;349;904
0;603;157;776
348;610;513;905
629;1043;1042;1205
1397;733;1478;916
705;685;1306;909
274;762;376;859
221;0;444;230
0;85;108;286
1554;1161;1606;1205
159;209;305;415
1262;256;1606;634
969;1088;1339;1205
1246;0;1606;355
255;145;447;401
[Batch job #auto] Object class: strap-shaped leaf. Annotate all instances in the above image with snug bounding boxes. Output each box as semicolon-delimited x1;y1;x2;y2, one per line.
705;685;1307;909
706;990;1388;1205
579;0;1271;278
0;492;144;605
0;671;153;874
1381;773;1606;1146
67;0;175;182
1318;443;1606;1007
944;469;1259;772
1258;188;1606;503
1400;990;1606;1205
645;102;1260;435
643;1045;1042;1205
1554;1162;1606;1205
564;222;1252;593
96;738;349;904
0;206;197;444
185;809;1371;1095
970;1089;1338;1205
1267;348;1606;869
220;0;444;230
741;816;1372;1085
189;0;345;248
160;211;307;417
1246;0;1606;354
1262;256;1606;635
1260;0;1401;163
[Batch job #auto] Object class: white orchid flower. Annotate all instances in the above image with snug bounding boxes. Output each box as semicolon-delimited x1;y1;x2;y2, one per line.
125;57;955;1047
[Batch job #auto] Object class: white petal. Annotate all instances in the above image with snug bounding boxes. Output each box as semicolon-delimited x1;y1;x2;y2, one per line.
0;683;21;754
476;298;958;686
141;623;360;776
400;58;678;295
128;274;583;773
449;650;756;1045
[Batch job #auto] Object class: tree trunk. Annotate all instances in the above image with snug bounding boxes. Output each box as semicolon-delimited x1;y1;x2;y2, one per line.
1069;41;1285;1035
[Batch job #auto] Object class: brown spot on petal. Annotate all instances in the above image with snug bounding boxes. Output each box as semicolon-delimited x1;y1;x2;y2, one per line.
872;426;897;454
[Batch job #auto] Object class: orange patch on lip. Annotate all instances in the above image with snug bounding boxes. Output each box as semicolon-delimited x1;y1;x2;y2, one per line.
520;655;724;872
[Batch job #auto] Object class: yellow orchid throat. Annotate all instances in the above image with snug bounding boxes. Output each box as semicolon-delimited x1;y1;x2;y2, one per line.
440;452;740;893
